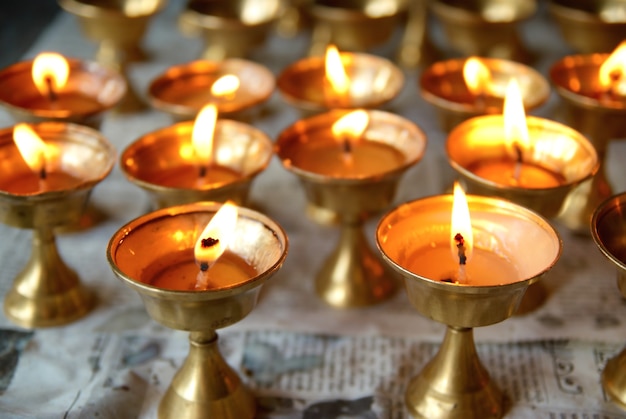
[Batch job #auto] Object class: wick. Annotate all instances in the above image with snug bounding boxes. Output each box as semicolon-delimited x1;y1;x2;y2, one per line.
194;236;219;289
198;165;207;178
341;137;354;166
201;237;219;248
475;92;486;112
455;233;467;284
512;143;523;183
45;76;57;102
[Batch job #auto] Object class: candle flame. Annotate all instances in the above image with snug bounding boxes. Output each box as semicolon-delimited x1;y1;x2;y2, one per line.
599;40;626;94
194;201;238;271
325;44;350;97
191;103;218;164
32;52;69;98
210;74;240;98
450;182;473;264
503;79;529;155
13;123;49;176
463;57;491;96
331;110;369;142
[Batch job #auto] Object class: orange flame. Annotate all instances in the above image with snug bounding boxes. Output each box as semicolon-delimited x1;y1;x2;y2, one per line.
325;44;350;97
211;74;240;98
463;57;491;96
450;182;473;263
31;52;69;98
503;79;529;154
13;123;49;175
194;201;238;271
331;110;369;142
191;103;218;164
599;40;626;93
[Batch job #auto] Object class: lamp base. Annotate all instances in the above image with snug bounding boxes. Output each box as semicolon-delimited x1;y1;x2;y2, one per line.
602;348;626;411
316;222;396;308
4;228;94;328
406;326;504;419
159;331;256;419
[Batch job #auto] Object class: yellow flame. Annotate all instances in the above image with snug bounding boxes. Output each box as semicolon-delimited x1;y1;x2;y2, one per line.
211;74;240;98
450;182;473;263
463;57;491;96
31;52;69;97
194;201;238;268
599;40;626;91
191;103;218;163
13;123;48;174
325;44;350;97
331;110;369;141
503;79;529;152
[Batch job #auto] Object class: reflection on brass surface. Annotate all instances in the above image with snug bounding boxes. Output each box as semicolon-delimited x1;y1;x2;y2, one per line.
148;59;275;122
277;52;404;115
179;0;284;60
447;115;598;219
377;194;561;419
306;0;408;56
592;192;626;411
421;57;549;132
431;0;536;62
107;202;288;419
447;115;597;314
58;0;165;112
396;0;439;68
276;109;427;308
121;119;273;209
0;58;126;129
550;54;626;234
0;122;115;328
549;0;626;53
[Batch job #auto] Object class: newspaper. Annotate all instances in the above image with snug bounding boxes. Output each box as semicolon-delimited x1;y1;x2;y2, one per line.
1;1;626;418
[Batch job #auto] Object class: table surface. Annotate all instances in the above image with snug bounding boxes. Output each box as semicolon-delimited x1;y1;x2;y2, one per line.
1;2;626;418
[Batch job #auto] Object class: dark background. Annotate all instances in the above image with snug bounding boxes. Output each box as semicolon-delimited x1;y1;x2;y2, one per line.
0;1;61;68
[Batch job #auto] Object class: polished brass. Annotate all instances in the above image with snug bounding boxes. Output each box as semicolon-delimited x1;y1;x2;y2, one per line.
58;0;166;112
447;115;596;313
431;0;536;62
276;109;427;308
148;59;275;122
277;52;404;115
178;0;284;60
592;192;626;411
275;0;311;38
447;115;599;219
420;58;550;132
549;0;626;53
107;202;288;419
396;0;439;68
121;119;273;209
305;0;408;56
377;194;561;419
0;122;115;328
550;53;626;234
0;58;126;129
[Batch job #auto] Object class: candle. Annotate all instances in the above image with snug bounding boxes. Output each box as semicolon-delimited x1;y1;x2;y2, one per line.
0;123;86;194
420;56;549;131
139;202;258;291
447;79;597;191
277;46;404;113
121;105;273;208
0;52;125;126
377;189;561;288
279;110;407;178
148;59;275;120
406;183;520;286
